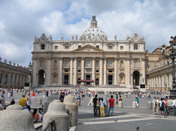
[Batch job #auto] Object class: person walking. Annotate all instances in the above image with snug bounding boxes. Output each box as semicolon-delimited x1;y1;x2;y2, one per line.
135;96;139;107
152;97;157;114
93;94;98;116
163;98;168;116
172;97;176;116
103;97;108;116
159;98;164;116
26;93;32;111
108;95;115;116
116;93;118;104
100;98;105;117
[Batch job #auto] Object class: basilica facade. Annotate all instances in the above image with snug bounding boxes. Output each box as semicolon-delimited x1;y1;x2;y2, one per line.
32;16;147;89
147;45;174;91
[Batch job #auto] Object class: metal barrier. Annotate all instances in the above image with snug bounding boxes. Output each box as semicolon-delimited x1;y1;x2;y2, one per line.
42;120;56;131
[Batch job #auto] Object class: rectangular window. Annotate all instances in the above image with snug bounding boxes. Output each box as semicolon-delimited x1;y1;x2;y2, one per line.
41;44;45;50
108;46;112;49
65;70;68;72
39;60;45;67
109;70;113;72
96;70;99;72
120;46;123;50
55;46;58;50
65;46;69;49
78;70;81;72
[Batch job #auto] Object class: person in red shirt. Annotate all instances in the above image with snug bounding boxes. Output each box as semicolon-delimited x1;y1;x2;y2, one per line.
108;95;115;116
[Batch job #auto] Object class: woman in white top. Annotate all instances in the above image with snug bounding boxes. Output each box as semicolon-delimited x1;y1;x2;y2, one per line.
173;98;176;116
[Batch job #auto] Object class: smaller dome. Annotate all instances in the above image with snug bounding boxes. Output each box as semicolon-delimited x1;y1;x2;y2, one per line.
80;16;107;41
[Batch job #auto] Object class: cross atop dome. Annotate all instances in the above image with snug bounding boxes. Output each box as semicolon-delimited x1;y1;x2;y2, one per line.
90;16;97;27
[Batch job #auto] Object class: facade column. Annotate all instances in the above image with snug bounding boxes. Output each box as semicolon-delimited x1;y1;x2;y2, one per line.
32;60;38;87
114;58;117;85
46;59;51;86
8;73;11;86
69;58;73;84
81;58;84;80
104;58;107;85
59;58;63;85
99;58;103;85
92;58;95;86
73;58;77;85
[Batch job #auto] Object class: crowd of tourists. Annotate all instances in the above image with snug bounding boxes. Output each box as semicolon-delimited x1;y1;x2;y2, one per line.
92;94;117;117
1;87;176;120
152;96;176;116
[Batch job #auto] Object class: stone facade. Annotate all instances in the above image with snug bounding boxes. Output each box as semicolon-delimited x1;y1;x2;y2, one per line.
147;45;173;91
32;16;147;89
0;58;30;88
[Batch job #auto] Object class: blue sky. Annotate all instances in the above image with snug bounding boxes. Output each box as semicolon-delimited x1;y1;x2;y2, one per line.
0;0;176;66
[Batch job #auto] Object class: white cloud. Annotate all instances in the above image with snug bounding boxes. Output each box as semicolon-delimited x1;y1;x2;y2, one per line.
0;42;31;65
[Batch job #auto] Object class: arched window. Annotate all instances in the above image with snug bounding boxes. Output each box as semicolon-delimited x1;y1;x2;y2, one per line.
95;60;99;67
107;59;113;67
85;58;91;67
39;60;45;67
77;60;81;67
134;59;139;68
63;59;69;67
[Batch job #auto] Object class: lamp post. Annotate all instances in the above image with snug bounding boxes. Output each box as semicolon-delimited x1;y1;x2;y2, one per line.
162;36;176;97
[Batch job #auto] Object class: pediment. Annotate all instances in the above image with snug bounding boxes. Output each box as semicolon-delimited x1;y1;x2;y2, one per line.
73;44;104;52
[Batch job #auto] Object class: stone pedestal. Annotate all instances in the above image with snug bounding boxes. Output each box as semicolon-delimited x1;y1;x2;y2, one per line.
43;100;69;131
64;94;78;126
44;95;58;114
132;101;137;108
6;105;23;110
118;101;123;108
0;96;6;109
0;109;35;131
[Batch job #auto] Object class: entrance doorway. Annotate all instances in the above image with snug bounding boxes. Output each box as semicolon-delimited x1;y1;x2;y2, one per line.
38;70;45;85
77;78;81;84
95;79;99;85
133;71;140;86
86;74;91;85
64;75;69;85
108;75;113;85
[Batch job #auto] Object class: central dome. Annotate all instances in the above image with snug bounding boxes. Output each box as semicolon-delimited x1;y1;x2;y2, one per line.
80;16;107;41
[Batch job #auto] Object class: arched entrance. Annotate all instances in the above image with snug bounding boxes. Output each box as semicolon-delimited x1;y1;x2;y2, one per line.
108;75;113;85
133;71;140;86
38;70;45;85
